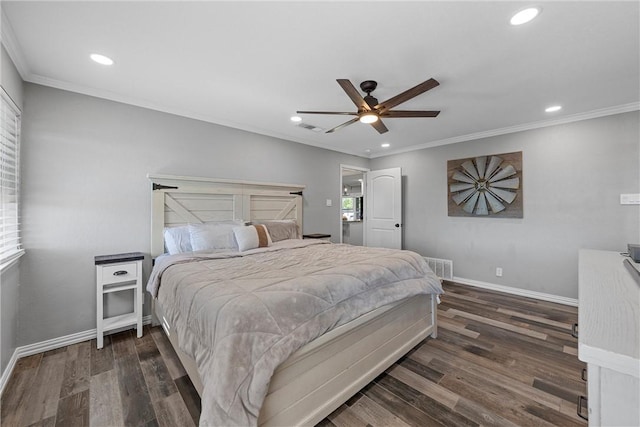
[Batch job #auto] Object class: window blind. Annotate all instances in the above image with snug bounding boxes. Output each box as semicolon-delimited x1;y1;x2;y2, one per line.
0;87;22;265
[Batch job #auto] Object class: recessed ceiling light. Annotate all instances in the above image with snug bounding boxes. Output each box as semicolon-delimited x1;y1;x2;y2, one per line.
290;116;302;122
381;143;390;148
90;53;114;66
510;7;541;26
545;105;562;113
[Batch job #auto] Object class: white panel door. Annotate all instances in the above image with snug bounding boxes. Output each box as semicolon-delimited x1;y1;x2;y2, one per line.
365;167;402;249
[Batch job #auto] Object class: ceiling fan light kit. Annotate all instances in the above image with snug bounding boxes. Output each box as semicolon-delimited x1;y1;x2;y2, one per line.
359;113;378;124
297;77;441;134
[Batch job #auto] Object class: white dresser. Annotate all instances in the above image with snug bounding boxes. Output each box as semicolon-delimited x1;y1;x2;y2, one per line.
578;249;640;426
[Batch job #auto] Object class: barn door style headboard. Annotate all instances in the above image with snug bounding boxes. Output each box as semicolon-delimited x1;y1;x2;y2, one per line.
148;174;305;257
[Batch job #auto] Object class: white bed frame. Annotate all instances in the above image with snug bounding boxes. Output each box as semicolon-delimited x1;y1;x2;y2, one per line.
148;174;438;426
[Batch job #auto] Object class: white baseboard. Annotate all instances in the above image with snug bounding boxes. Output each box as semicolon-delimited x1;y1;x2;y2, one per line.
452;276;578;307
0;315;152;395
0;350;19;397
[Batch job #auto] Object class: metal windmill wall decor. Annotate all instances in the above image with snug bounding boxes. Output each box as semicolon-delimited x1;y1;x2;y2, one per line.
447;151;523;218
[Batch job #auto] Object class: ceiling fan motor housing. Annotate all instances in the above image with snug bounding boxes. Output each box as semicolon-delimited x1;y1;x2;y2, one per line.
363;95;379;109
360;81;379;109
360;80;378;94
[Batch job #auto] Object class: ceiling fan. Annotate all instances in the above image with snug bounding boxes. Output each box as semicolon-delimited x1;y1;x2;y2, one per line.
297;78;440;134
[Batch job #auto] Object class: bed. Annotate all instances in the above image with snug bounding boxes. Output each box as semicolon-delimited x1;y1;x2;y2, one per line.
147;174;443;426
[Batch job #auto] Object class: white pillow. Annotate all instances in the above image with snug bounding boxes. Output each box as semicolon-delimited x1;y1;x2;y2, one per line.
233;225;272;252
189;221;245;252
164;226;192;254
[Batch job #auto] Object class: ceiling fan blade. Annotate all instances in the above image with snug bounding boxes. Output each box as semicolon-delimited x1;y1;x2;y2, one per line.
325;117;359;134
337;79;372;111
377;78;440;113
381;110;440;118
297;111;358;116
371;118;388;134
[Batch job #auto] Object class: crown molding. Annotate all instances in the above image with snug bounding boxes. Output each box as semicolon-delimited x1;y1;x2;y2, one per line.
1;8;30;80
371;102;640;158
23;72;640;161
26;72;368;158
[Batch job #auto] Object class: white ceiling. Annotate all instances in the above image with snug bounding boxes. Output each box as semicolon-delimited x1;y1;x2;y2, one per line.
2;1;639;158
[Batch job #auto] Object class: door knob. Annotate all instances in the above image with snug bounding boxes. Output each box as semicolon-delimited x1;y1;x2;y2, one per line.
395;224;400;228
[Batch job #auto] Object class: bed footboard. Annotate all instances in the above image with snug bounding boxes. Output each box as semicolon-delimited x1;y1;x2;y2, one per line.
153;293;436;426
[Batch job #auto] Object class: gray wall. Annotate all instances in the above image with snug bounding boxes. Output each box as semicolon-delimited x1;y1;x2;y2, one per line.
371;111;640;299
1;43;24;373
18;83;368;345
10;79;640;349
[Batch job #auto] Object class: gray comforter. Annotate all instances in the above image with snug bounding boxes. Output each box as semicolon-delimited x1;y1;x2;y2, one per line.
147;240;443;426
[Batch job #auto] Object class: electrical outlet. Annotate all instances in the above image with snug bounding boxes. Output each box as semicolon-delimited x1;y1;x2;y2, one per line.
496;267;503;277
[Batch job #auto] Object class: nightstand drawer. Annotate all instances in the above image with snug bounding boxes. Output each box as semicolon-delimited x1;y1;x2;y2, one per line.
100;262;138;285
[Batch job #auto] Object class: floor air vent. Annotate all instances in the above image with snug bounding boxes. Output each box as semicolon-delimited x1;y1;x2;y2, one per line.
424;257;453;280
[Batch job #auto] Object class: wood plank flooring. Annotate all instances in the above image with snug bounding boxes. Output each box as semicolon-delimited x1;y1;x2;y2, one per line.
1;282;586;426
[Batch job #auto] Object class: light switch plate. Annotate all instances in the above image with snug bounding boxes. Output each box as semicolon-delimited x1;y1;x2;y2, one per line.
620;193;640;205
326;199;332;207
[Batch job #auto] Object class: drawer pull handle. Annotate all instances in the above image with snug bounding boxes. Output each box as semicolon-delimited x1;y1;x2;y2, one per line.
571;323;579;338
581;368;587;382
113;270;128;276
577;395;588;421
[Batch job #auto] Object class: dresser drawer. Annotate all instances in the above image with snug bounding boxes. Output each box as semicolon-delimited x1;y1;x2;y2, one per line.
100;262;138;285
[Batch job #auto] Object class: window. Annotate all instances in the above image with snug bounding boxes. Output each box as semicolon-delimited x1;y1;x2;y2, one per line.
342;196;355;221
341;197;354;211
0;87;22;268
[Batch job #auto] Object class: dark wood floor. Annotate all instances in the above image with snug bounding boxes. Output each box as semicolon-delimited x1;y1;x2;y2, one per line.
1;282;586;427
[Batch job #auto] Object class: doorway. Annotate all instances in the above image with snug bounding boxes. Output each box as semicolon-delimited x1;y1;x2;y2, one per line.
340;165;403;249
340;165;368;245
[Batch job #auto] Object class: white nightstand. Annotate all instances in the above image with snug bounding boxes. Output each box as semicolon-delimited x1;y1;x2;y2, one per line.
95;252;144;349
